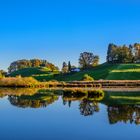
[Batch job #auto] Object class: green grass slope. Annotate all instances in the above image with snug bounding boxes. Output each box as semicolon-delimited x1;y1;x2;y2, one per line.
9;67;59;77
9;64;140;81
105;64;140;80
49;63;140;81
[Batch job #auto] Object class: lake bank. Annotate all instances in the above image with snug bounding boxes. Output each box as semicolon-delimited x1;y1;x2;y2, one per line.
0;77;140;88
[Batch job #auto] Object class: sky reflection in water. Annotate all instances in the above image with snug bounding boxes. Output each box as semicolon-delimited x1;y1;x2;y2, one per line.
0;88;139;140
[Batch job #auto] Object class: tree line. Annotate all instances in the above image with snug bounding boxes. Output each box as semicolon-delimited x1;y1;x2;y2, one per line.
8;59;59;73
107;43;140;63
1;42;140;76
62;43;140;73
7;51;100;75
61;52;99;73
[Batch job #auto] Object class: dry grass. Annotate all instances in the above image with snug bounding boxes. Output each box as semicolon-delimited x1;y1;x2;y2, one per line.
0;77;39;87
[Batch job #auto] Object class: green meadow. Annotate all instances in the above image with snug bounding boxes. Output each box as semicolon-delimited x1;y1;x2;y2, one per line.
9;63;140;81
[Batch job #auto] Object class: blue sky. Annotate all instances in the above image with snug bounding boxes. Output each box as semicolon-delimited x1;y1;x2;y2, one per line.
0;0;140;70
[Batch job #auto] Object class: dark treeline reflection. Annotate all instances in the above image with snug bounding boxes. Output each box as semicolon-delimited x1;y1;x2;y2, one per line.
63;98;100;116
108;105;140;125
79;99;99;116
8;94;59;108
62;89;103;116
1;88;140;125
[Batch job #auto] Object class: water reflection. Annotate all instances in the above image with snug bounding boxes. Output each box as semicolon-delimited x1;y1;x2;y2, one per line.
62;89;103;116
8;94;59;108
0;88;140;125
108;105;140;125
79;99;99;116
0;88;39;96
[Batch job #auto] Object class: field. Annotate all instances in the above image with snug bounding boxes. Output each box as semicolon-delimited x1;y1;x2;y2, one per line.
52;63;140;81
9;63;140;81
9;67;60;81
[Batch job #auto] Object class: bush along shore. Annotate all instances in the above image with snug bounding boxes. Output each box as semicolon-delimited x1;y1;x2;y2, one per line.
0;77;140;88
0;77;40;88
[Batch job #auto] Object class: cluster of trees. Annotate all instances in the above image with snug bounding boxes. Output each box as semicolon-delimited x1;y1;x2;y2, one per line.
79;52;99;69
61;61;72;73
62;52;99;73
107;43;140;63
8;59;59;73
4;43;140;75
62;52;100;73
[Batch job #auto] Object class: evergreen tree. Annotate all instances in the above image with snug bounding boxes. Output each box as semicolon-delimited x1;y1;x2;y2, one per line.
68;61;72;72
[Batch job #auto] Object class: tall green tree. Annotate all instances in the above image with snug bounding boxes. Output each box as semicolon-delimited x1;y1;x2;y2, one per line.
107;43;135;64
134;43;140;62
79;52;99;69
107;43;118;63
117;45;133;63
62;62;68;73
68;61;72;72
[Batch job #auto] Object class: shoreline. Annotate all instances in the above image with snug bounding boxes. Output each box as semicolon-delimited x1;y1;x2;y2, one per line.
0;77;140;88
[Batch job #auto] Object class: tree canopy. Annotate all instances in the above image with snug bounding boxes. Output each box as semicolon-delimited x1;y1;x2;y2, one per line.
8;59;59;73
61;62;68;73
107;43;140;63
79;52;99;69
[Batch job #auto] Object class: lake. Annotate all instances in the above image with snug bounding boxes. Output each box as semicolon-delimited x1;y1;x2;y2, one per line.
0;88;140;140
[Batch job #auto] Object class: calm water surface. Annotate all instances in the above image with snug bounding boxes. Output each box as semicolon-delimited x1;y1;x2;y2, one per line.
0;88;140;140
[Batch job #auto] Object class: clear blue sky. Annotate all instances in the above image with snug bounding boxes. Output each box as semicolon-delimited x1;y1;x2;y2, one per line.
0;0;140;70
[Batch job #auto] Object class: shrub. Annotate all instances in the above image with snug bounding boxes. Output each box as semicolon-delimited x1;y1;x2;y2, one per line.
82;74;94;81
16;75;22;78
0;77;39;87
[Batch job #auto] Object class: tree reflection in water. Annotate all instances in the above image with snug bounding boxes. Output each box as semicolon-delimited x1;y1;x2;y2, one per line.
8;94;59;108
62;89;104;116
79;99;99;116
108;105;140;125
1;88;140;125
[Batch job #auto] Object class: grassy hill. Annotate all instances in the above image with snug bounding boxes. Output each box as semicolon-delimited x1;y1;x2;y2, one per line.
9;67;59;78
9;64;140;81
45;63;140;81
